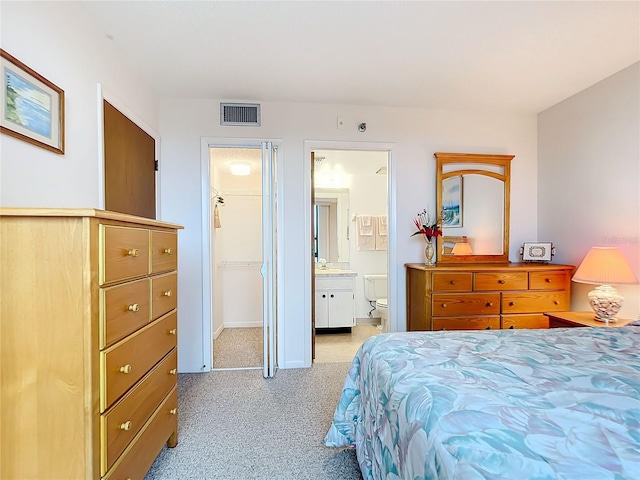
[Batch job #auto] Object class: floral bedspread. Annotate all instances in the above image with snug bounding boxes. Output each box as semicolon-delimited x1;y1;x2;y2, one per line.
324;327;640;479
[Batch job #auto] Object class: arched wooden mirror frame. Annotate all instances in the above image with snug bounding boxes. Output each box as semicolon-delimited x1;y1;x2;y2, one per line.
435;152;514;264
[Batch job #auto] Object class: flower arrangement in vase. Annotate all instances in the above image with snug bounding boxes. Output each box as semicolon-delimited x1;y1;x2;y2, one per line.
411;209;442;266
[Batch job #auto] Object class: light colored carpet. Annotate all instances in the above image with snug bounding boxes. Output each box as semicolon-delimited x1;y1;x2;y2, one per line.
145;363;362;480
213;327;263;368
213;325;380;367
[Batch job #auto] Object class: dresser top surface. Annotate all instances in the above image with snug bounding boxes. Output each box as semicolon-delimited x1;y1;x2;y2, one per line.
0;208;183;229
405;262;574;272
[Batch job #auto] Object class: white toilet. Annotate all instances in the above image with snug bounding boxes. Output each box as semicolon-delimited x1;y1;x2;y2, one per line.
363;274;388;332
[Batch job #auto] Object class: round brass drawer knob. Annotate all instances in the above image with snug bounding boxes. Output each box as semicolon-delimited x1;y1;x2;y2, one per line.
127;249;139;257
169;328;177;335
128;303;139;312
164;248;173;254
170;408;178;415
120;421;132;431
169;368;177;375
119;364;132;374
163;290;173;297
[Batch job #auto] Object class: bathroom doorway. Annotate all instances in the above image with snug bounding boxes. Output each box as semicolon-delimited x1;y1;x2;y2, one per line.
206;143;279;377
310;148;391;363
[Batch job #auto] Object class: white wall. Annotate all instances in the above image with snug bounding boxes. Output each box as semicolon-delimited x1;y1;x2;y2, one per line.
538;62;640;319
0;2;159;208
160;99;538;371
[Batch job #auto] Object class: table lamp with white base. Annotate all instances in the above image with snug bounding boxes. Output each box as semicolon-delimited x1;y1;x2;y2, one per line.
572;247;638;323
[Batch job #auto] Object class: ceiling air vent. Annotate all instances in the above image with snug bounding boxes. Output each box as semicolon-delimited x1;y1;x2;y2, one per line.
220;103;261;126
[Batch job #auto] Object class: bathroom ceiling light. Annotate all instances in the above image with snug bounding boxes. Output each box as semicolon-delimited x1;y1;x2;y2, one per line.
230;161;251;176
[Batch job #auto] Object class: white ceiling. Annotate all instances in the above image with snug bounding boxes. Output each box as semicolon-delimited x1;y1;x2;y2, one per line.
81;1;639;114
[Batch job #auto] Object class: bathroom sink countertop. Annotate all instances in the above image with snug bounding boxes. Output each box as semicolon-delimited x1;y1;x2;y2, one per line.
315;269;357;277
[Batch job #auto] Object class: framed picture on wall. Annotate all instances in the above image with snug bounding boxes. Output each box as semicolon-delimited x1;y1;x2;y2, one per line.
0;49;65;154
442;175;462;227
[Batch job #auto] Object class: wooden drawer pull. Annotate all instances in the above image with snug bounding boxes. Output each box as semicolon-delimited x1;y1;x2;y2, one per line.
485;326;492;330
119;421;132;431
450;280;456;285
509;301;515;306
498;279;505;284
169;368;177;375
554;300;559;305
119;364;132;374
509;325;515;329
127;249;139;257
169;328;177;335
163;290;173;297
487;302;493;307
441;303;447;308
128;303;140;312
170;408;178;415
546;278;552;283
164;248;173;254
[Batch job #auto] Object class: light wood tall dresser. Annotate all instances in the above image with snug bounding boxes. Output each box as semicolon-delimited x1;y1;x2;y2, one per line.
406;263;575;331
0;208;183;479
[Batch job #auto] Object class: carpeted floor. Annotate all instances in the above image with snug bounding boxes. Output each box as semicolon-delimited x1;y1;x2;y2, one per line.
145;362;362;480
213;325;380;368
213;327;264;368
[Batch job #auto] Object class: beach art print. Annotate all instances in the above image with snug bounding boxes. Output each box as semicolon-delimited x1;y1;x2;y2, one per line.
442;175;462;227
1;49;64;154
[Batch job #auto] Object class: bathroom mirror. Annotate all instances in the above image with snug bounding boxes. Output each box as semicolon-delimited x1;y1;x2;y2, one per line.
435;152;514;264
314;188;350;263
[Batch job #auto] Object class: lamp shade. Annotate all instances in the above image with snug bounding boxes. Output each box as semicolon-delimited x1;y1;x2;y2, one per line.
572;247;638;285
451;242;473;255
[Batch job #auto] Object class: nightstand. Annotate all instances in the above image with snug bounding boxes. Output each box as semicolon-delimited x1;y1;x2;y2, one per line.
545;311;635;328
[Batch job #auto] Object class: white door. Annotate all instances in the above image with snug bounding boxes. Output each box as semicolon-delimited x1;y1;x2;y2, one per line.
261;142;277;378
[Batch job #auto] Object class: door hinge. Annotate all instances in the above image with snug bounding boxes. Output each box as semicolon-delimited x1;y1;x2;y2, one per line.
154;160;159;171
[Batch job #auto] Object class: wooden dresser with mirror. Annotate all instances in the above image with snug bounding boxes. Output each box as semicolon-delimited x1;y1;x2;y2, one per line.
406;153;574;331
0;208;183;479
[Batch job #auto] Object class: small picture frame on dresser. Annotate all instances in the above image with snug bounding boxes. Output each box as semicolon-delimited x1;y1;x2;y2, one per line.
520;242;555;263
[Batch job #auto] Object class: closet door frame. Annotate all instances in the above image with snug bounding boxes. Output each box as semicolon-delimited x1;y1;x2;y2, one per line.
200;137;284;373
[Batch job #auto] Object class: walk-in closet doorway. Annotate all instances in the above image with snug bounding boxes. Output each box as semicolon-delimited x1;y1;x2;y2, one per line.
201;141;280;378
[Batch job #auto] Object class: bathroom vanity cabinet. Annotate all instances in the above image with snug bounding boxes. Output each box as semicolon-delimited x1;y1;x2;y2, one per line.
315;271;356;329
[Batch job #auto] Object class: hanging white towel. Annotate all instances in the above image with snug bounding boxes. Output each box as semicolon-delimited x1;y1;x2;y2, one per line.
214;204;222;228
357;215;373;235
356;215;375;251
375;215;388;251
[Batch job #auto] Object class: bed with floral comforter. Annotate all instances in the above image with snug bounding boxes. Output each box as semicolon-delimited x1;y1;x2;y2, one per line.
324;327;640;479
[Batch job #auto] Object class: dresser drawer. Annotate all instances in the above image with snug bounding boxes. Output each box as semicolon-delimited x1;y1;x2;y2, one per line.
152;273;178;320
502;314;549;329
529;271;568;290
474;272;528;291
151;231;178;274
433;316;500;331
432;272;472;292
100;278;151;348
104;386;178;480
101;225;150;285
502;291;568;314
101;312;177;411
432;293;500;316
101;349;177;474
